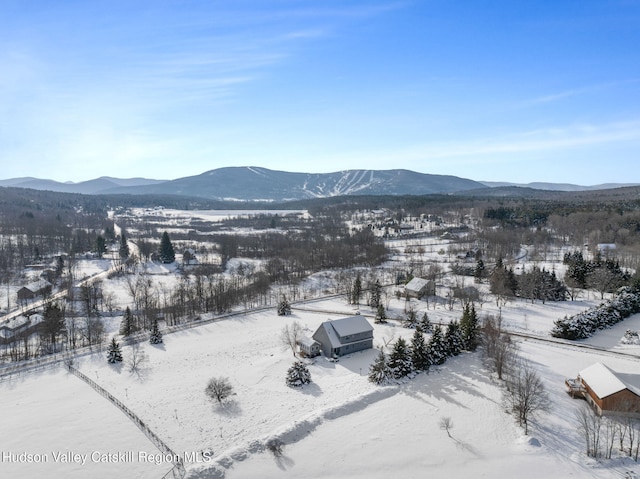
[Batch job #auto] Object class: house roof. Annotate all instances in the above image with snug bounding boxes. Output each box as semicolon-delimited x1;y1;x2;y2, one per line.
579;362;640;399
315;315;373;349
298;336;319;348
330;315;373;337
20;279;52;293
405;277;431;292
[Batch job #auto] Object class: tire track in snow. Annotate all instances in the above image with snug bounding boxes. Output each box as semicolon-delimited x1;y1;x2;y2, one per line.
186;386;400;478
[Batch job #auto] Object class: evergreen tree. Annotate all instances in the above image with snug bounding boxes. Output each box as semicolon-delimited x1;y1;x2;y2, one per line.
119;306;136;337
375;303;387;323
55;256;64;278
104;224;116;243
285;361;312;387
277;295;292;316
119;231;130;259
95;235;107;259
410;329;430;372
40;301;65;350
370;279;382;309
445;320;464;356
403;306;417;328
388;337;412;379
416;312;431;333
460;304;479;351
352;273;362;305
107;337;123;363
149;319;163;344
490;257;518;299
428;324;447;365
474;259;485;283
368;350;392;385
159;231;175;263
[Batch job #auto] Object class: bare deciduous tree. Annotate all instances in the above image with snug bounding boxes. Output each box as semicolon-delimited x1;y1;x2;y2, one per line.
503;360;549;435
127;344;148;375
439;417;454;438
575;404;602;458
482;314;516;380
205;377;235;404
280;321;303;356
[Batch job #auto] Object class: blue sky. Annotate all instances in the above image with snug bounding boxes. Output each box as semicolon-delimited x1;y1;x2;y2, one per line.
1;1;639;185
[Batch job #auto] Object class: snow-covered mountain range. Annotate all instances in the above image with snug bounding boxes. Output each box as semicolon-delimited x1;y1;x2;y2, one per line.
0;167;636;201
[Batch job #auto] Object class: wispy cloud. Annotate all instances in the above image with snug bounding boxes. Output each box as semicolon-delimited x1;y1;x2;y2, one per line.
518;79;640;108
322;120;640;168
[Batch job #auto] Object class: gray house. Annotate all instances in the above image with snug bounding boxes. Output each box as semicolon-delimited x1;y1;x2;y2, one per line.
312;315;374;358
17;279;52;302
404;277;435;299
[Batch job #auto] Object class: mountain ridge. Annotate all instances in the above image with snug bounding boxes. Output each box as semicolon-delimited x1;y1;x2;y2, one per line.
0;167;636;202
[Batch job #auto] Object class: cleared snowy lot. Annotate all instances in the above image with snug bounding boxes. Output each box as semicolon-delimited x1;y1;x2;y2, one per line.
3;294;639;478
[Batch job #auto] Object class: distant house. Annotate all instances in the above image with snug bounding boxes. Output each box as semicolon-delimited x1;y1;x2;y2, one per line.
17;279;52;302
405;277;435;299
0;314;42;344
40;268;58;283
312;316;374;358
566;362;640;417
182;249;198;266
597;243;616;255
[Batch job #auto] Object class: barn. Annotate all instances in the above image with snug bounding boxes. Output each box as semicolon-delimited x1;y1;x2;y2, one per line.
16;279;52;302
404;277;435;299
566;362;640;417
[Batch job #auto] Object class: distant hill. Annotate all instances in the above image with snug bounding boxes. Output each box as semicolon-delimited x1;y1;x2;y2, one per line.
0;167;636;202
0;176;167;195
480;181;640;192
98;167;486;201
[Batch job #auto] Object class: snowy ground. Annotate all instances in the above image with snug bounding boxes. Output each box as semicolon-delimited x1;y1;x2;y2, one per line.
2;213;640;478
3;294;640;478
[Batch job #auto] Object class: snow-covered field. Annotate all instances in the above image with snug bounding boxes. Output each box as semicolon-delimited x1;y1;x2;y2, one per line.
2;209;640;478
3;293;640;478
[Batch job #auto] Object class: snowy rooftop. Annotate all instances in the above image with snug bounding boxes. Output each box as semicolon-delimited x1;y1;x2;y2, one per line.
329;315;373;338
579;362;640;399
21;279;51;292
298;336;319;348
405;277;431;292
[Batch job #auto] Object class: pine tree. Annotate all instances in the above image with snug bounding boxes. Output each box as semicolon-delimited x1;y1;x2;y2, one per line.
149;319;163;344
428;324;447;365
286;361;312;387
370;279;382;309
404;306;417;328
410;329;430;372
352;273;362;305
445;320;464;356
416;312;431;333
388;337;412;379
159;231;175;263
119;306;136;337
375;303;387;323
119;231;130;259
95;235;107;259
277;295;292;316
474;259;485;283
368;350;392;385
460;303;479;351
107;337;123;363
40;301;65;350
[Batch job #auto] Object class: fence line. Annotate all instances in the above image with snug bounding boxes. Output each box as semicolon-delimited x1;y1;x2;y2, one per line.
66;364;186;479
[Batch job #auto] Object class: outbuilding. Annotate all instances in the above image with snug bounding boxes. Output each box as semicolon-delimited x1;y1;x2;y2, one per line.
404;277;435;299
566;362;640;417
17;279;52;302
